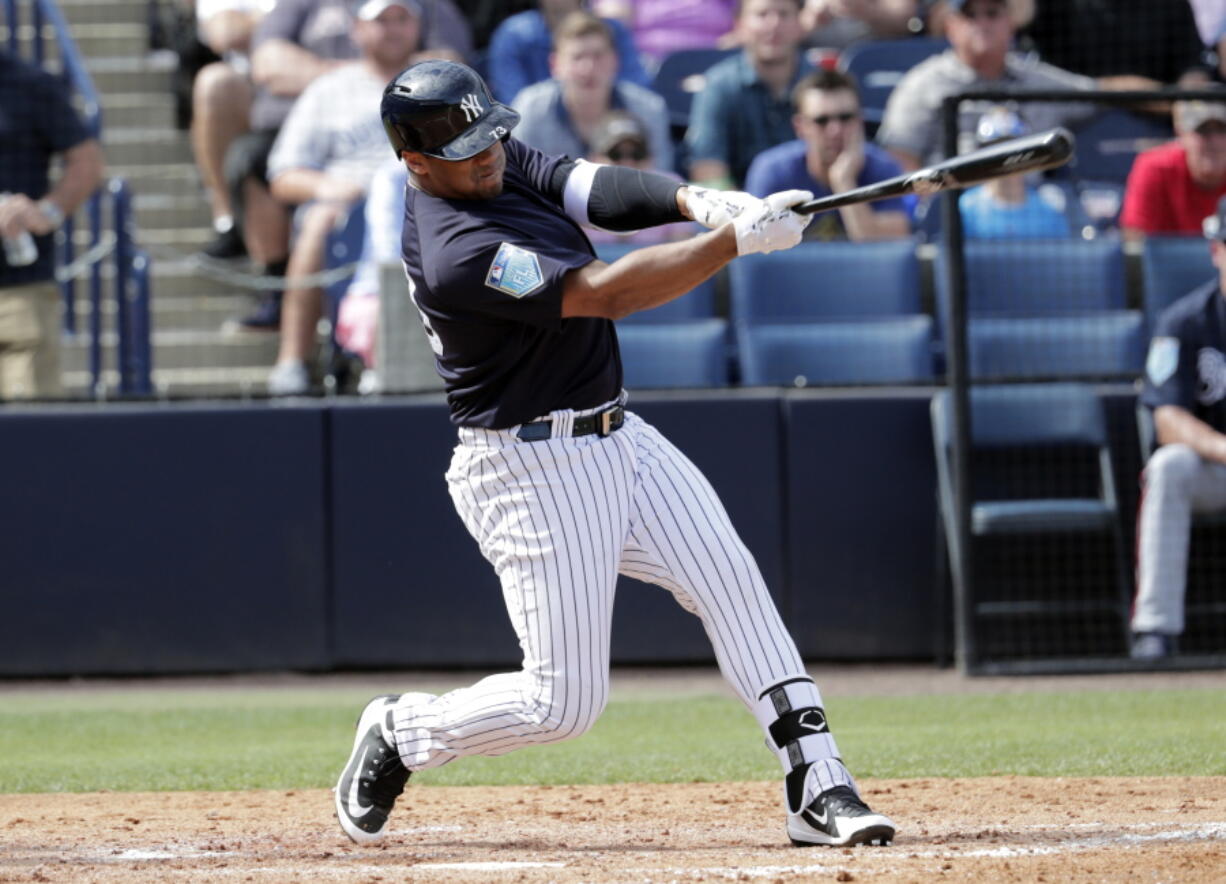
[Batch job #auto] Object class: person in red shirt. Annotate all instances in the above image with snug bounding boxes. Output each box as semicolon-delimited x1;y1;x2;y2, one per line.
1121;98;1226;239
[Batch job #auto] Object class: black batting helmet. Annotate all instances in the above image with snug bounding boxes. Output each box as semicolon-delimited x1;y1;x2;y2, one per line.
381;60;520;160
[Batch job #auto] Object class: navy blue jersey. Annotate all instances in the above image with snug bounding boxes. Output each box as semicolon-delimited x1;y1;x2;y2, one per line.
0;51;91;286
401;138;621;428
1141;280;1226;432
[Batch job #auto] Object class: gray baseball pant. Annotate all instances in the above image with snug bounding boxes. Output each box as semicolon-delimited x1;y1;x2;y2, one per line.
1134;443;1226;634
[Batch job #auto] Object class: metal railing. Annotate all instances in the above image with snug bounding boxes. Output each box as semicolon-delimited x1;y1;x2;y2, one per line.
2;0;153;396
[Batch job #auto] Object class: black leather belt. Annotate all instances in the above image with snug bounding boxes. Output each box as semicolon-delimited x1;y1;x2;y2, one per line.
516;405;625;441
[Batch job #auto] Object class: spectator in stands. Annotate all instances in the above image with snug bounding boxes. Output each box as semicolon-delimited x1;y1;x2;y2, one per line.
589;0;739;69
583;110;692;245
1020;0;1210;91
512;11;671;170
0;50;104;400
1120;97;1226;239
958;106;1070;238
263;0;423;395
685;0;813;189
225;0;469;331
744;68;909;240
800;0;922;51
1131;194;1226;660
877;0;1096;172
191;0;275;261
486;0;650;103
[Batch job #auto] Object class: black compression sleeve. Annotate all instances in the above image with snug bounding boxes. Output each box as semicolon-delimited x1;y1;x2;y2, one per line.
588;165;687;231
549;160;687;231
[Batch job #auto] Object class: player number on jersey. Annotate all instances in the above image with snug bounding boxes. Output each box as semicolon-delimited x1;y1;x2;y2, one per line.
406;270;444;357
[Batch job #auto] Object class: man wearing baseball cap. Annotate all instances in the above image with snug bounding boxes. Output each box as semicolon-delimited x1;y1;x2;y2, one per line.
1121;95;1226;239
1132;194;1226;659
261;0;424;394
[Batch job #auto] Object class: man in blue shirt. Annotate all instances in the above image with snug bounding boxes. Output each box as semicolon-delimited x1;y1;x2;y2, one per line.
1132;195;1226;660
685;0;813;189
957;106;1071;239
486;0;649;103
745;68;910;241
0;50;104;399
333;59;897;851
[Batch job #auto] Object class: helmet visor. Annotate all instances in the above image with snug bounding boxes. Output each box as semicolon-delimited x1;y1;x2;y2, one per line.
431;103;520;160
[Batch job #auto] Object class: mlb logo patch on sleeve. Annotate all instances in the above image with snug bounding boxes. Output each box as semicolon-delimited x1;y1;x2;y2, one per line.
485;242;545;298
1146;336;1179;387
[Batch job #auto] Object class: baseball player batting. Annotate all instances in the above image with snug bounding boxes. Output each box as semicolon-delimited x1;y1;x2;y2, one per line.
333;59;895;849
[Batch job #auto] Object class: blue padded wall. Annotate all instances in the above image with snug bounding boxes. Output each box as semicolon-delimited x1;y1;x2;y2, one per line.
0;403;329;675
328;398;521;667
783;391;941;659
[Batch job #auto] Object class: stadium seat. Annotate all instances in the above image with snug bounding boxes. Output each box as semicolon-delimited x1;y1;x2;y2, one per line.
937;238;1127;321
595;241;717;322
968;312;1145;381
931;383;1132;667
836;37;948;126
737;317;934;386
651;47;740;130
1064;109;1173;186
728;240;922;320
616;319;729;388
1140;236;1215;331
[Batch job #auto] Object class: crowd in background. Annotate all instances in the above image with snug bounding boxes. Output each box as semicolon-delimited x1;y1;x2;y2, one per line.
5;0;1226;398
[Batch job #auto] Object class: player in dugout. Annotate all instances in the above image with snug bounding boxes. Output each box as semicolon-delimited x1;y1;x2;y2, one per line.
331;59;897;850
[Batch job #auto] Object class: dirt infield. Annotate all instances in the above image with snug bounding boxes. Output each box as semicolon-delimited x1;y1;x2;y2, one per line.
3;777;1225;882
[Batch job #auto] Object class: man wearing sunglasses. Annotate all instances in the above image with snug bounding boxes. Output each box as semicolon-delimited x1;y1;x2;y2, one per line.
745;68;910;240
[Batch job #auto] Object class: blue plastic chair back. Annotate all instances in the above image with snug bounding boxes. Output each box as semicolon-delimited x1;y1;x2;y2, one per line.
729;240;922;321
967;312;1145;380
325;199;367;323
651;47;740;129
617;319;729;388
836;38;948;123
937;239;1126;324
736;317;934;386
933;383;1108;449
1140;236;1216;330
595;241;717;321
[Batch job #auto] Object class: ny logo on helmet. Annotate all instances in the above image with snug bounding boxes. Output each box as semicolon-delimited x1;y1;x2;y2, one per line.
460;93;483;123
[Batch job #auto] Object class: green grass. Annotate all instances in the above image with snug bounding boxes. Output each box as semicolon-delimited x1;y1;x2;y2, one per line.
2;687;1224;793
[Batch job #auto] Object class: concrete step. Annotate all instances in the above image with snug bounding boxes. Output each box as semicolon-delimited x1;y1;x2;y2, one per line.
65;22;149;57
63;328;280;372
103;127;193;166
63;365;278;399
79;289;258;332
101;91;176;128
60;0;147;27
107;162;201;199
86;54;174;94
133;191;212;231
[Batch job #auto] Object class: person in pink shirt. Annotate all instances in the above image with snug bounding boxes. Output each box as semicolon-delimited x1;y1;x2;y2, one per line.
1121;97;1226;239
591;0;739;67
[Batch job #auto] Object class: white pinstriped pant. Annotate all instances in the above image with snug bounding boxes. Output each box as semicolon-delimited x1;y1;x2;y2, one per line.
389;401;836;784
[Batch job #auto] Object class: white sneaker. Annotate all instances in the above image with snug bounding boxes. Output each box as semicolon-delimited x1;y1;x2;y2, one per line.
788;785;896;847
268;360;310;396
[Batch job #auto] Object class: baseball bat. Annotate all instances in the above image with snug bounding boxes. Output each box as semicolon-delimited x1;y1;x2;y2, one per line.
791;127;1076;216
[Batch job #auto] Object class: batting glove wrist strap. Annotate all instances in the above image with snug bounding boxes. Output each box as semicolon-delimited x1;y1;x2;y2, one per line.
686;187;763;229
733;189;813;255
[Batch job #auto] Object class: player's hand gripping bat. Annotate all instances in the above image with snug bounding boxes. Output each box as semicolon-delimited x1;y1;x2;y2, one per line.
791;127;1076;216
